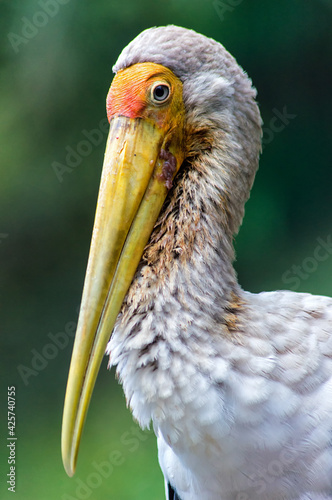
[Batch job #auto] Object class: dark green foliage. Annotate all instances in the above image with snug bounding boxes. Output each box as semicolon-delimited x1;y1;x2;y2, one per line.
1;1;332;498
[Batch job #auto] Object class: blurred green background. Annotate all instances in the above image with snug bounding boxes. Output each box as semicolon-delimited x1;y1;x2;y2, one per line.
1;1;332;499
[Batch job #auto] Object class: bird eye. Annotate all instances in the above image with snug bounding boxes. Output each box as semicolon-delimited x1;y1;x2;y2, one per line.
151;82;170;103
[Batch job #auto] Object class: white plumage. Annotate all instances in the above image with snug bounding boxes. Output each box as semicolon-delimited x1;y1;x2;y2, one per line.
62;25;332;500
109;287;332;499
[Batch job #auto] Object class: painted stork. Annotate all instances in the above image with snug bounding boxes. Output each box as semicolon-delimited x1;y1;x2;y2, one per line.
61;26;332;499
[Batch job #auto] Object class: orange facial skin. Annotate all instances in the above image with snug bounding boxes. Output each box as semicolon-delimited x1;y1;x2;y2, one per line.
106;62;185;130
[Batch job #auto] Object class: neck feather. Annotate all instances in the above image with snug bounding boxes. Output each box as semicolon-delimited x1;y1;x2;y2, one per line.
107;118;258;426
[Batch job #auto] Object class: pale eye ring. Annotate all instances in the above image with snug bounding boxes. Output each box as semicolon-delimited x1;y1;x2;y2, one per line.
151;82;170;103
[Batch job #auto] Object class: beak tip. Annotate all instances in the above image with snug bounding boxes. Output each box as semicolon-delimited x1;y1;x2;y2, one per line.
66;467;76;478
62;453;76;477
61;430;77;477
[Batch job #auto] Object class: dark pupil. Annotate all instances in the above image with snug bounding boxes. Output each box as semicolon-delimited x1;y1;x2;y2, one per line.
154;85;169;101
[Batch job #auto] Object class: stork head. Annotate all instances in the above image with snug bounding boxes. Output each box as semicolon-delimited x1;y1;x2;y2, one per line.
61;25;262;477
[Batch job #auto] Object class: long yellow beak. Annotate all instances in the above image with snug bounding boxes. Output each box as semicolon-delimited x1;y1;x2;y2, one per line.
61;114;184;476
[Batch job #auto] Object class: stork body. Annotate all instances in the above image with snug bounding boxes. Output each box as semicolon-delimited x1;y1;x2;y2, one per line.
62;26;332;499
110;289;332;499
